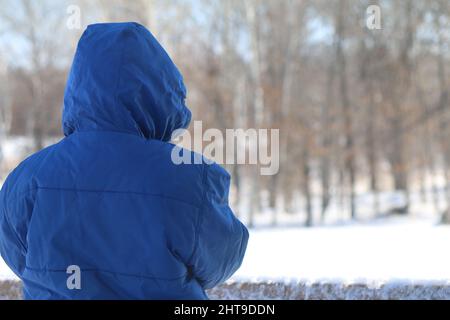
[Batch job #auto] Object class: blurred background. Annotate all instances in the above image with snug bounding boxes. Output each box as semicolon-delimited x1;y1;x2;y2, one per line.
1;0;450;296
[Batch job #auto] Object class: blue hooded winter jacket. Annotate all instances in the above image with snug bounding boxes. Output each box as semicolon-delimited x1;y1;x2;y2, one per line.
0;22;249;299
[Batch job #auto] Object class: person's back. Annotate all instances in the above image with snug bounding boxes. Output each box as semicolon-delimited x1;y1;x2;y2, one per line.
0;22;248;299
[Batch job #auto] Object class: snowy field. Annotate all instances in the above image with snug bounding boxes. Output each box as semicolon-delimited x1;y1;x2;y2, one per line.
235;217;450;283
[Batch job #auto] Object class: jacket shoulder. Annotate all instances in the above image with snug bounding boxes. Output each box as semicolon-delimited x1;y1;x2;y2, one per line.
149;140;231;206
1;142;60;199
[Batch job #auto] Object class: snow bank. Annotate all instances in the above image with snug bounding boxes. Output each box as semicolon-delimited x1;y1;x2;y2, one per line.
207;279;450;300
0;261;16;281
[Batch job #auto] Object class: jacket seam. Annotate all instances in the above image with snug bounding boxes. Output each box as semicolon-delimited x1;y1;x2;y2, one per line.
68;129;148;141
187;164;208;266
16;186;199;208
24;266;188;281
114;25;127;121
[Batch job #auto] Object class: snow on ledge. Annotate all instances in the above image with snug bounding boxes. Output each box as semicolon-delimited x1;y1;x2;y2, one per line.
207;279;450;300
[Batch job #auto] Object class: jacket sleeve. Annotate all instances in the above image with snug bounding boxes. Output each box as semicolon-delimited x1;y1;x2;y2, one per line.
0;174;28;278
187;164;249;289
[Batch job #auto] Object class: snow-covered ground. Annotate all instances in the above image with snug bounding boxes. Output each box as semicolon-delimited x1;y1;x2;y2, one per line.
0;262;14;280
234;217;450;284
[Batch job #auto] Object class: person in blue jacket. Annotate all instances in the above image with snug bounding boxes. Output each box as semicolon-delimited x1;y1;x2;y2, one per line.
0;22;249;299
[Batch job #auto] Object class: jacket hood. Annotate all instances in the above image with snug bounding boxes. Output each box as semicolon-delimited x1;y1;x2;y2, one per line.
62;22;191;141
